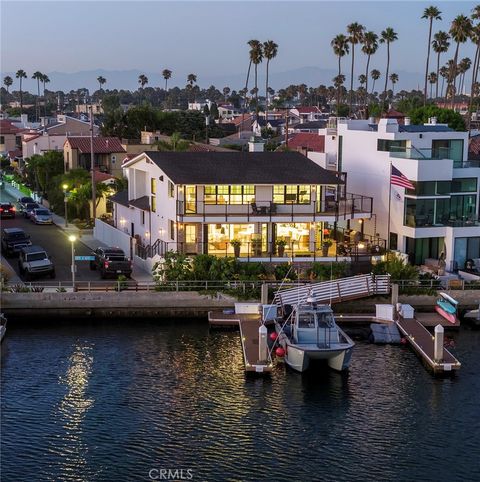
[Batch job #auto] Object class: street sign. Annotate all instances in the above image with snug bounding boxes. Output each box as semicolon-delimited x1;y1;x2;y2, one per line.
75;255;95;261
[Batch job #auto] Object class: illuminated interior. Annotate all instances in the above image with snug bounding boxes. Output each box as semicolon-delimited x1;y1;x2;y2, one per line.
207;223;255;255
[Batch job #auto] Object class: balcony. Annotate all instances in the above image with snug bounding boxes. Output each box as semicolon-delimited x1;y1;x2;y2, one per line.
389;146;453;160
177;194;373;223
404;215;479;228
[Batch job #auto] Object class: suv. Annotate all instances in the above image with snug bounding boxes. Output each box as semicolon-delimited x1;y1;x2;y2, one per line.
90;247;133;279
1;228;32;257
18;196;35;212
18;245;55;280
0;202;15;219
23;202;40;219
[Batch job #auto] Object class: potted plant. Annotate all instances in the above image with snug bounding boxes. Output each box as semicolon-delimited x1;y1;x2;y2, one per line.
276;239;287;257
230;239;242;257
322;239;333;257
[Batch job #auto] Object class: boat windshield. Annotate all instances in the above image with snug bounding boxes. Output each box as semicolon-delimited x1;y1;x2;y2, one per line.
298;312;316;328
317;312;335;327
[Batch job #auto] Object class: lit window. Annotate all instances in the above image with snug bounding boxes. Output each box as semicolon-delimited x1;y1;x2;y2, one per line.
168;181;175;198
170;220;175;240
151;178;156;194
151;196;156;213
185;225;196;243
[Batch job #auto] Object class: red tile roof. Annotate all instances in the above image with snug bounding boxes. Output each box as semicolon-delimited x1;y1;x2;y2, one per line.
93;170;116;183
232;114;253;126
0;119;23;135
66;136;126;154
384;108;405;118
288;133;325;152
468;134;480;160
7;149;22;159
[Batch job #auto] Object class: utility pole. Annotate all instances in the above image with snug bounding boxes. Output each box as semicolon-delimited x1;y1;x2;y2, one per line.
90;105;96;221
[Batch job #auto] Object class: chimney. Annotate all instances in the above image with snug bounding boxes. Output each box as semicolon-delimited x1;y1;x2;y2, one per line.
431;116;437;125
248;136;265;152
404;117;410;126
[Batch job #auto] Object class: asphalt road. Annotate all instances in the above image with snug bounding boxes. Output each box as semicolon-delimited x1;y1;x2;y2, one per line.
1;189;98;282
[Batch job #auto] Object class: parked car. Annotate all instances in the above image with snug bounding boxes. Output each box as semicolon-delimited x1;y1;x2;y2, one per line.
1;227;32;257
18;245;55;281
31;208;53;225
0;202;16;219
23;202;40;219
18;196;35;212
90;247;133;279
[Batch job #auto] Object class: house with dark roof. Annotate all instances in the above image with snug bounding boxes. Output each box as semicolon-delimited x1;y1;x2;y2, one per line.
64;136;126;176
0;119;24;155
103;142;373;261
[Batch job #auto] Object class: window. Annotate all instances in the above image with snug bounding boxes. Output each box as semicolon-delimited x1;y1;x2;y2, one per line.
273;185;311;204
15;136;21;147
389;232;398;250
203;185;255;204
168;181;174;198
185;225;196;243
151;196;156;213
406;180;452;196
451;178;477;193
0;136;4;144
141;211;145;225
432;139;464;164
170;220;175;240
151;178;156;194
377;139;407;152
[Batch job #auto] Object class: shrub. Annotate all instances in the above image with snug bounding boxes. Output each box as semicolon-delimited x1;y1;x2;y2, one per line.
274;263;297;281
307;262;349;281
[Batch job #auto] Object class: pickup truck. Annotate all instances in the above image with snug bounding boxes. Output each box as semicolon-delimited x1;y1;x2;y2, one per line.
1;227;32;257
89;247;133;279
18;245;55;280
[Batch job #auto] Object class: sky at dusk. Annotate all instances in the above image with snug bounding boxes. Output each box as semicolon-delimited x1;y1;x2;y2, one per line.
1;1;478;90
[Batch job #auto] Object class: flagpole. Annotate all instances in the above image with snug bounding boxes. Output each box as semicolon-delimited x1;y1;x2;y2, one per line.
387;161;392;251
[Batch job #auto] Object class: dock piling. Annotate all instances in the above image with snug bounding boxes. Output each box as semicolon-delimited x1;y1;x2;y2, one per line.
434;325;444;362
261;283;268;305
259;324;268;362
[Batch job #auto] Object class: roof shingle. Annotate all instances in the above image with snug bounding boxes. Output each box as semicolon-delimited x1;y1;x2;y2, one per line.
66;136;126;153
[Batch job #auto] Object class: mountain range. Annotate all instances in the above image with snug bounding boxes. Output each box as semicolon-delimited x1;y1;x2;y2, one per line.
2;67;424;94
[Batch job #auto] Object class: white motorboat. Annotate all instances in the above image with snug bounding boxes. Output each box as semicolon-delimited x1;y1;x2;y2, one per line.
274;294;354;373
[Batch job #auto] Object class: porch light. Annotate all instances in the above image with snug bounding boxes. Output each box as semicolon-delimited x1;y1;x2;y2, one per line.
120;218;126;225
145;231;150;238
358;243;365;249
358;219;363;224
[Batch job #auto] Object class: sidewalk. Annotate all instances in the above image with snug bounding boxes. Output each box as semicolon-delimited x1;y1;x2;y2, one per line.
2;181;153;282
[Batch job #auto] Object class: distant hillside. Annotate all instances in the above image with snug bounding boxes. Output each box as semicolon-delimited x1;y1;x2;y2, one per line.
2;67;423;94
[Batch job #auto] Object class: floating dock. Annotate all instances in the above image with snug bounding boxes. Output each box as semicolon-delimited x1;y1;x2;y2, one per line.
208;311;272;374
396;316;461;375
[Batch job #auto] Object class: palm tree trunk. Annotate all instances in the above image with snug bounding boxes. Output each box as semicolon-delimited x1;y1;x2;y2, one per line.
265;59;270;121
364;54;371;118
441;75;445;100
383;43;390;107
467;43;480;129
450;42;460;108
349;44;355;114
436;52;441;99
337;56;341;110
254;64;259;117
36;79;41;122
424;19;433;105
371;79;376;95
20;79;23;113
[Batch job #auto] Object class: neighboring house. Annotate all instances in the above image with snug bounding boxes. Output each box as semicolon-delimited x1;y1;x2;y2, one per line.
290;106;323;122
107;142;373;262
140;130;170;145
0;119;25;155
218;104;240;120
290;120;327;133
22;133;66;158
334;117;479;270
42;114;99;136
252;118;286;136
288;133;325;154
64;136;126;176
76;102;103;115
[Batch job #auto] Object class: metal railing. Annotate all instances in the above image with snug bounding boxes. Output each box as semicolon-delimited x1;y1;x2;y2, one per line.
176;193;373;222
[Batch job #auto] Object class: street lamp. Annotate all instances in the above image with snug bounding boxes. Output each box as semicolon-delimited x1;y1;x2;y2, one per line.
62;183;69;227
69;234;76;290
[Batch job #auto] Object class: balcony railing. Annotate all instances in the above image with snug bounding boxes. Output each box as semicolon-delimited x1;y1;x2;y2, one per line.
136;238;386;261
404;215;479;228
389;146;455;161
454;160;480;168
177;194;373;221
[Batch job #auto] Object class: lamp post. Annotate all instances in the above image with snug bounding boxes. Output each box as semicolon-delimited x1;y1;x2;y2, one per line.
62;184;69;227
69;234;76;290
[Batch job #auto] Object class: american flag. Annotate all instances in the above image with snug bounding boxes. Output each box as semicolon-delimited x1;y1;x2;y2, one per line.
391;165;414;190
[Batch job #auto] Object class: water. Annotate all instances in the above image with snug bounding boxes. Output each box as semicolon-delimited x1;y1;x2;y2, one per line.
2;319;480;482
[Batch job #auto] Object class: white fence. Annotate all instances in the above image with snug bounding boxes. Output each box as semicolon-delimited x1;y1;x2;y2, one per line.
94;219;132;257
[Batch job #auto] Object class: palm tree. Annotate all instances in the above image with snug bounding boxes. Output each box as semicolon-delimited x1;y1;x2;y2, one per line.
263;40;278;120
3;75;13;93
428;72;438;99
162;69;172;91
156;132;190;152
222;86;231;102
347;22;365;114
32;71;43;121
97;76;106;91
439;65;449;99
249;42;263;116
449;14;473;107
331;34;350;111
389;73;399;96
422;6;442;105
138;74;148;88
186;74;197;103
432;31;450;98
41;74;50;118
458;57;471;95
16;69;27;112
362;31;379;100
379;28;398;107
370;69;381;94
468;20;480;128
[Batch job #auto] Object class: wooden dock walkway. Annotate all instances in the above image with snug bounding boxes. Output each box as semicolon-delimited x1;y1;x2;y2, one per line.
396;317;461;375
208;311;272;374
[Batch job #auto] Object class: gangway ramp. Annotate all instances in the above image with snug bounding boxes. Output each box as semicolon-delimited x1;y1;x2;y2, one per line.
273;274;390;307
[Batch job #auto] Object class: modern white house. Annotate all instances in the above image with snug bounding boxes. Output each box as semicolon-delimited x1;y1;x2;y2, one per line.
105;143;375;264
332;117;479;270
